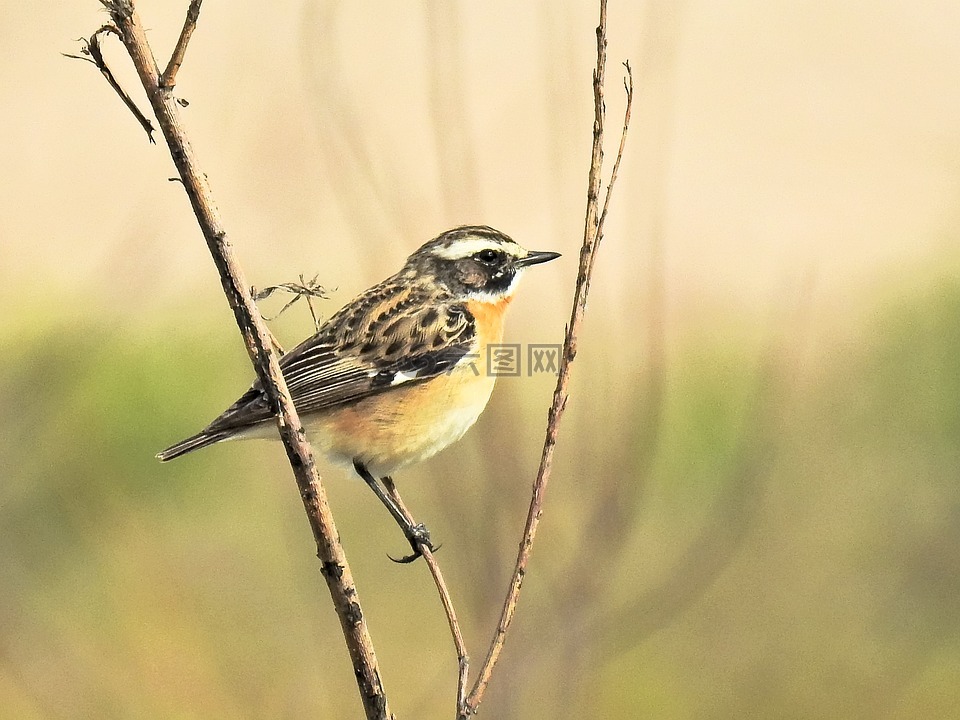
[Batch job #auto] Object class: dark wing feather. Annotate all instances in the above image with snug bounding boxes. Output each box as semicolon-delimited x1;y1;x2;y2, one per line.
204;282;475;433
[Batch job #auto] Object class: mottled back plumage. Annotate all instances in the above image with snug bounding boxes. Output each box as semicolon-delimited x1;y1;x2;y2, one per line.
204;280;475;434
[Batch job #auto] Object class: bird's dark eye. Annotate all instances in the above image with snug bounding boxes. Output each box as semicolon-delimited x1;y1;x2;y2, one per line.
474;249;500;264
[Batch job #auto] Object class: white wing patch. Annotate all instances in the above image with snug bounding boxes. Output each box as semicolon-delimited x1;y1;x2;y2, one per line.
365;368;423;387
389;370;420;386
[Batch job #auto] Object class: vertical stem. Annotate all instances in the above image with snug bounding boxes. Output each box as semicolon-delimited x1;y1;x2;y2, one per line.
97;2;393;717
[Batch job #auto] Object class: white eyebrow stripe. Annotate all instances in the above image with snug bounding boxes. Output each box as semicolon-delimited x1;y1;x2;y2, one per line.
431;237;524;260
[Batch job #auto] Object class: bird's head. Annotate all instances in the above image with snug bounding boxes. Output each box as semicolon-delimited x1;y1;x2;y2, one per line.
406;225;560;302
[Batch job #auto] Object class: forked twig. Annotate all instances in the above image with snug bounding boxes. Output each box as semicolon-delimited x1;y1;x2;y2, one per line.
82;2;393;718
462;0;632;714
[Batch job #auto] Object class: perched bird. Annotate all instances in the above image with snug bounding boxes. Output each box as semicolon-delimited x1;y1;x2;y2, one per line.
158;225;560;560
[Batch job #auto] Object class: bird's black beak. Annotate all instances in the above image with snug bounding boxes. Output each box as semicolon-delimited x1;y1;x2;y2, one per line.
516;250;561;268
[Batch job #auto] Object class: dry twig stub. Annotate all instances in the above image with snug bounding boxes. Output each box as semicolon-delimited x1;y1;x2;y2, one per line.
64;25;155;142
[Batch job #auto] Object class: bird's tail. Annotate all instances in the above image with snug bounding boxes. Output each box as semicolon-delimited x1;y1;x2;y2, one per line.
156;429;232;462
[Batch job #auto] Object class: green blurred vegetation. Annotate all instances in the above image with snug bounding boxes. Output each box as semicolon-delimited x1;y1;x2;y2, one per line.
2;272;959;719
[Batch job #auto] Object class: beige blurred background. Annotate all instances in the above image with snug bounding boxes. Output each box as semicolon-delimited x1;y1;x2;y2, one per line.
3;1;960;718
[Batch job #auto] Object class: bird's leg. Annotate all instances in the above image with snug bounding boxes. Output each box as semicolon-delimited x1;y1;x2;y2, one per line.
353;460;436;563
382;476;443;562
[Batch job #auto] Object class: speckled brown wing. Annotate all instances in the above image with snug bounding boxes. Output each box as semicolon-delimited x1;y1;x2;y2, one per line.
202;279;477;434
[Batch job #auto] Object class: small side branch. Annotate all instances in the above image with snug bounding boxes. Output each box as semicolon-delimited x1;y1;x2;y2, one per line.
599;62;633;232
161;0;202;87
462;0;633;714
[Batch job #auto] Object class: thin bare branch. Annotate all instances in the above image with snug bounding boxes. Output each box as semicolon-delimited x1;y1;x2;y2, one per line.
382;478;470;717
86;2;392;718
462;0;633;713
161;0;202;88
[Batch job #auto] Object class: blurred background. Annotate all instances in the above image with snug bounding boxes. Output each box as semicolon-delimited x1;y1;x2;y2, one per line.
3;1;959;718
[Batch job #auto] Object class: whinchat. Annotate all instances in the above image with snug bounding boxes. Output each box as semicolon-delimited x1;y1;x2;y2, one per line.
158;225;560;560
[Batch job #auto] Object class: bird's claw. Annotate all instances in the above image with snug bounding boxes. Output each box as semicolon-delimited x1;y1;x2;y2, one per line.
388;523;440;564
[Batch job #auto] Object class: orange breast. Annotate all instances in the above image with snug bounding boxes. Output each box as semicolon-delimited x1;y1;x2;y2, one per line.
466;296;513;352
